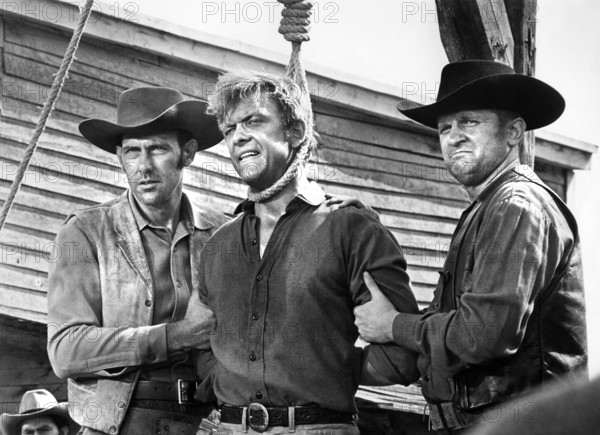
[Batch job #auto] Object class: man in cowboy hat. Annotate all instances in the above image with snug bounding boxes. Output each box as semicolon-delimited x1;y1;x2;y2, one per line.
193;71;420;434
1;389;79;435
47;87;229;434
353;60;587;433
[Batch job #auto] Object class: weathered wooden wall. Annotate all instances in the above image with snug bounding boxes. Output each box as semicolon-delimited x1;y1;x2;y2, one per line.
0;11;573;423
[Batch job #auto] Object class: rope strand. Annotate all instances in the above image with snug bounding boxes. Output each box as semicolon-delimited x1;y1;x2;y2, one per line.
247;0;316;203
0;0;96;233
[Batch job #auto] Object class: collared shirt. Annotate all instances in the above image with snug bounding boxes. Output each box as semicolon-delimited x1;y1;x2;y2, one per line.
129;192;198;380
197;182;419;412
130;191;194;324
391;165;587;403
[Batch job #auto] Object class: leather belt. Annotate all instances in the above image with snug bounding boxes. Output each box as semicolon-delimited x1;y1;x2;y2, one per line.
133;380;200;404
220;404;354;432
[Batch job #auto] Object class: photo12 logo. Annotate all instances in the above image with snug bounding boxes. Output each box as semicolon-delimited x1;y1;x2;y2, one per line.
200;1;340;24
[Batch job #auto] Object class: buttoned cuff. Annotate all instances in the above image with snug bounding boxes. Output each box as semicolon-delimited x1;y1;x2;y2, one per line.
140;324;168;364
392;313;421;352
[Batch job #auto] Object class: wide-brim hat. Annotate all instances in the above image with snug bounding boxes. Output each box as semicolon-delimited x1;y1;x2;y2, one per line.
79;86;222;153
0;389;79;435
397;60;565;130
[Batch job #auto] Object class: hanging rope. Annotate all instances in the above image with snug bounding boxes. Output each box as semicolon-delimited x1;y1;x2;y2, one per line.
247;0;317;203
0;0;95;233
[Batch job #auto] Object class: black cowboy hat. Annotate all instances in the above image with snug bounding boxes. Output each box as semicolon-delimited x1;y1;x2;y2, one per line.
397;60;565;130
79;87;222;153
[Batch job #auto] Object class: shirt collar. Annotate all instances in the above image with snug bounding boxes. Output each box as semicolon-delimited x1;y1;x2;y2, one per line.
234;181;326;215
128;190;196;233
476;164;537;203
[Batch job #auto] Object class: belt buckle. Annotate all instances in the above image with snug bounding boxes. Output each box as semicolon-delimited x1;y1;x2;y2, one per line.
248;403;269;432
177;379;199;404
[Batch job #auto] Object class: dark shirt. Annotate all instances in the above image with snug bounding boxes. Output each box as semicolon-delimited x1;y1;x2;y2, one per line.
392;165;587;405
197;183;419;412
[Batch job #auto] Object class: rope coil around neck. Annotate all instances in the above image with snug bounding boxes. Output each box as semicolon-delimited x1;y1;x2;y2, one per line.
247;0;317;203
0;0;96;233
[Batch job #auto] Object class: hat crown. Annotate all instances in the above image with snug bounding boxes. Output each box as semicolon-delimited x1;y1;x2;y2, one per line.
117;87;185;126
437;60;515;101
19;390;60;414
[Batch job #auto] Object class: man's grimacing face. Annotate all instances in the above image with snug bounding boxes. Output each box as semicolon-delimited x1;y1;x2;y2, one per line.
437;109;517;187
221;94;300;190
116;131;196;208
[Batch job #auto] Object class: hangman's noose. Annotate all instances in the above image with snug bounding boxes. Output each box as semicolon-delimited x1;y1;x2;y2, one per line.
247;0;317;203
0;0;96;233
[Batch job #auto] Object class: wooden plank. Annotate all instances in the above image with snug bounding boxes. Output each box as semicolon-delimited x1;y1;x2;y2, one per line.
2;73;116;121
315;113;441;157
316;151;467;202
321;182;462;219
3;16;159;67
4;49;126;106
4;18;218;100
2;96;89;137
535;135;592;170
505;0;537;76
1;117;121;168
0;268;47;300
0;181;94;219
0;14;4;115
0;303;46;323
1;137;126;191
435;0;494;62
0;154;122;205
319;133;445;170
0;203;62;235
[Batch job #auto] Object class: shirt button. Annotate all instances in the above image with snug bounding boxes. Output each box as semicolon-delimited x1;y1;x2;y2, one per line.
109;426;117;434
252;239;258;245
424;374;431;382
144;300;152;307
176;281;182;288
255;391;263;399
256;274;263;281
118;401;125;409
249;352;256;361
252;313;259;321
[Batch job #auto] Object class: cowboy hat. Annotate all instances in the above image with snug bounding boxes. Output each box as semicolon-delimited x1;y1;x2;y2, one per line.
0;389;79;435
79;86;222;153
397;60;565;130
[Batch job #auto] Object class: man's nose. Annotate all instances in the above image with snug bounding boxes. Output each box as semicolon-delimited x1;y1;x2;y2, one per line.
137;150;154;173
232;124;250;146
446;123;464;146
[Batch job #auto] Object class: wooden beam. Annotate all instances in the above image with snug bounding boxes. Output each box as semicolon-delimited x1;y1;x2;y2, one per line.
505;0;537;167
435;0;514;64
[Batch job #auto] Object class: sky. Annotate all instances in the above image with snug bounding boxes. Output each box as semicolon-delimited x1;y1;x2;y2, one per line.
106;0;600;374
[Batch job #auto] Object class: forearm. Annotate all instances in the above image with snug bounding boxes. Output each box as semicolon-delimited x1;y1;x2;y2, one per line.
47;322;167;378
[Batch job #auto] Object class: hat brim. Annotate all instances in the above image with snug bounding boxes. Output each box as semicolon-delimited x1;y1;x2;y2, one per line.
79;100;222;153
0;404;79;434
397;74;565;131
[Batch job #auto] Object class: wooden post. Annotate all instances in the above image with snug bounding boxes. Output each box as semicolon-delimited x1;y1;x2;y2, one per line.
435;0;537;168
505;0;537;168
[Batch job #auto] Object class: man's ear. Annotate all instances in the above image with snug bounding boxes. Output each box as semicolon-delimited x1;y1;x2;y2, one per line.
507;117;526;148
287;120;307;150
182;139;199;167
